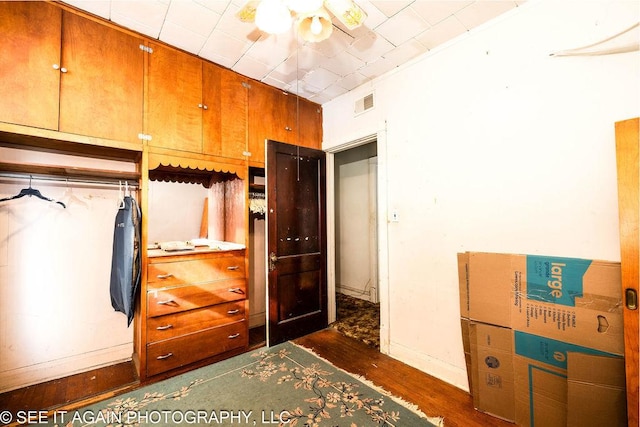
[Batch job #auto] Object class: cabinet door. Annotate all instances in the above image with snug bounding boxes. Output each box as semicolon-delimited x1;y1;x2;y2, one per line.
0;1;61;130
202;64;247;160
297;98;322;149
248;82;297;165
146;42;203;153
59;12;144;144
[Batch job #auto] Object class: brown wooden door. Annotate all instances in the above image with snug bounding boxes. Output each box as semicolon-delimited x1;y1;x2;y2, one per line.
59;12;144;144
267;140;327;345
615;117;639;427
146;42;202;152
0;1;61;130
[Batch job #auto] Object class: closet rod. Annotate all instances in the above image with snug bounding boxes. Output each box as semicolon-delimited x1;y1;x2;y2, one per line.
0;172;140;188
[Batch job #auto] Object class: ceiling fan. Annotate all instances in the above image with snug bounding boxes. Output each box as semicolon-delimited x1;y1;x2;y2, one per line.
236;0;368;42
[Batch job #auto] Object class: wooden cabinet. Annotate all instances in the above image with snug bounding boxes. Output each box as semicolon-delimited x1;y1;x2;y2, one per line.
0;1;61;130
202;63;249;160
146;42;203;153
146;44;249;161
143;250;248;377
0;2;144;144
248;81;322;166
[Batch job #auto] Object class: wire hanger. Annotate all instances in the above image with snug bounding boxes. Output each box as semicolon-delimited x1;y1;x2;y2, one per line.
0;176;66;208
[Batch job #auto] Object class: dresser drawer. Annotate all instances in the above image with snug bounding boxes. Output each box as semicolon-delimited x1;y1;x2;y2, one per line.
146;321;248;377
147;252;245;289
147;278;246;317
147;301;246;343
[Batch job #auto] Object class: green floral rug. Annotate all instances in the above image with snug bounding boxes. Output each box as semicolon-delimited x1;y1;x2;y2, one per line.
44;342;441;427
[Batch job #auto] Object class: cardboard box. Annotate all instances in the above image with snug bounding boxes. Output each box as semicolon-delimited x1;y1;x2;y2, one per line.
458;252;625;426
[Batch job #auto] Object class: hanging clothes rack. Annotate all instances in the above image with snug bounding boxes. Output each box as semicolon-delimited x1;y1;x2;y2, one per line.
0;171;140;188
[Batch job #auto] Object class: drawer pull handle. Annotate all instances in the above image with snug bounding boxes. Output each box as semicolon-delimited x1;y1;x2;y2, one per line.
227;309;240;315
228;333;241;339
157;299;176;305
228;288;245;294
156;352;173;360
156;324;173;330
157;273;174;279
227;266;240;271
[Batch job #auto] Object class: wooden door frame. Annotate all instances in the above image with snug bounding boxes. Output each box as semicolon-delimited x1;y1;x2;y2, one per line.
324;122;390;354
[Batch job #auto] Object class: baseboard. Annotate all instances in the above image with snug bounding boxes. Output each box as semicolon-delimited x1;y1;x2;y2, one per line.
249;312;266;328
0;342;133;394
388;341;470;392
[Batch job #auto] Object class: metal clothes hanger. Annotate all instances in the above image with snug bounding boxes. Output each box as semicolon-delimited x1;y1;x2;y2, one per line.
0;176;66;208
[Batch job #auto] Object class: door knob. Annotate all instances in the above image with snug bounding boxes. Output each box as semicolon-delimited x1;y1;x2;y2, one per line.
269;252;278;272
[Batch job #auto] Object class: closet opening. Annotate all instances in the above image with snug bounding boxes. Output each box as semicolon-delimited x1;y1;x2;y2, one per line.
248;167;267;348
331;142;379;349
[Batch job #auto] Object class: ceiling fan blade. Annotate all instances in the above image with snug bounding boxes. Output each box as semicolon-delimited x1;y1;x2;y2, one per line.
236;0;259;23
324;0;367;30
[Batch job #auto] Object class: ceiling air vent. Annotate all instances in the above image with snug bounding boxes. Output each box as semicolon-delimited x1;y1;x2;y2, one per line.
354;93;374;116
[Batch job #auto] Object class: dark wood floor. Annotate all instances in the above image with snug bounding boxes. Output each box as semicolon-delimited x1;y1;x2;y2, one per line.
0;328;510;427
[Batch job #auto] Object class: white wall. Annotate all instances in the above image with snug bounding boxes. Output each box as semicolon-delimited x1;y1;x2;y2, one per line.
322;0;640;390
0;148;137;392
148;181;208;243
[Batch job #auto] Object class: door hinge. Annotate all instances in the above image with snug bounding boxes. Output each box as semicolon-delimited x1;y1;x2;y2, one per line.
138;133;152;141
242;82;251;89
139;44;153;54
243;151;252;157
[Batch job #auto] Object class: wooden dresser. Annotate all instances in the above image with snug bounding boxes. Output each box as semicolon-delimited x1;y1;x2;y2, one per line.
144;248;248;377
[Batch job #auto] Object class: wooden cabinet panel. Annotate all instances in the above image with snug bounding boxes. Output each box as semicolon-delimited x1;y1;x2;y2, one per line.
248;81;296;165
298;98;322;149
59;12;143;144
0;1;61;130
146;320;248;376
248;81;322;165
202;64;248;160
146;301;246;342
147;278;246;317
146;42;203;152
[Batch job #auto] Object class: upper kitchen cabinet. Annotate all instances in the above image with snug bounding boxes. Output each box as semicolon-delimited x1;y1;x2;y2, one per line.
247;81;322;166
0;2;144;145
145;42;203;153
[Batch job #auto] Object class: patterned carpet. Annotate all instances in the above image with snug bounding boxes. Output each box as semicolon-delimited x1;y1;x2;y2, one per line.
331;292;380;349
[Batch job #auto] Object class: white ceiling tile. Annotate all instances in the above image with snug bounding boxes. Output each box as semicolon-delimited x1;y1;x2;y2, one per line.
110;1;169;39
455;1;517;30
160;21;208;52
305;28;354;57
370;0;414;18
286;79;323;97
357;55;396;78
261;75;288;90
348;29;395;63
416;14;468;49
232;54;272;80
165;0;221;37
337;71;369;90
214;2;262;41
355;0;390;29
193;0;231;14
303;67;341;90
374;6;429;46
200;30;252;64
410;1;473;26
382;38;427;65
63;0;111;19
320;50;366;76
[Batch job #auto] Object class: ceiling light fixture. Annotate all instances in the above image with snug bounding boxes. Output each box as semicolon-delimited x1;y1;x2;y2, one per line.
237;0;367;43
